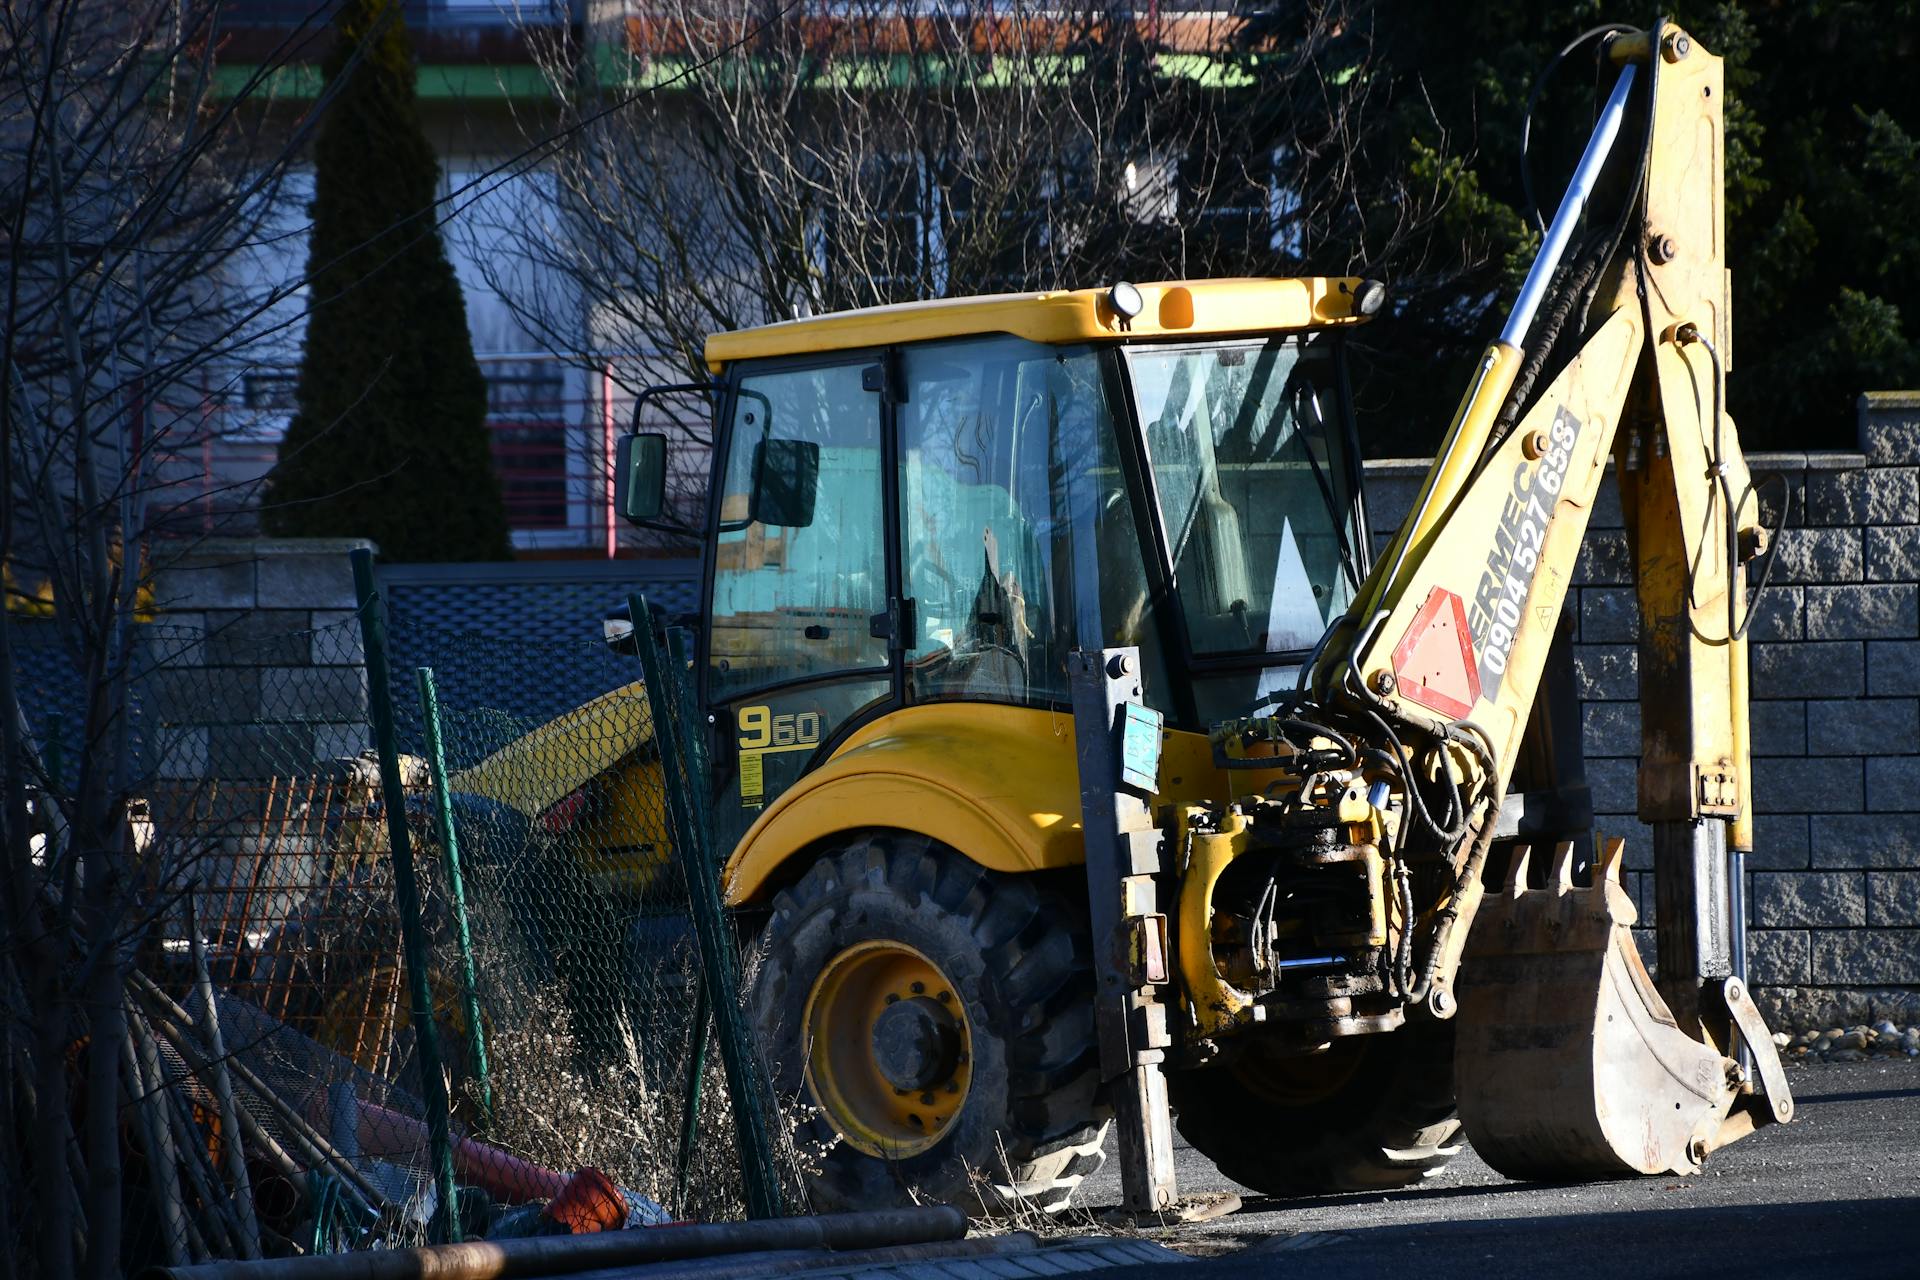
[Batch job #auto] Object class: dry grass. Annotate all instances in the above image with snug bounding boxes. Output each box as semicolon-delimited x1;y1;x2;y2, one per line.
462;988;726;1217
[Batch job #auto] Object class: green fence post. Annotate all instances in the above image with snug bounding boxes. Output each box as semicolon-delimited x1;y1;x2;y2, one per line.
664;627;713;1211
416;664;492;1126
350;548;461;1243
665;627;710;792
673;977;712;1212
628;593;783;1219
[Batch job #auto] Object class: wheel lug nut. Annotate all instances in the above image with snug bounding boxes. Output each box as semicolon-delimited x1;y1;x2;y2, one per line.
920;1091;935;1104
885;993;899;1004
910;981;925;994
946;1081;959;1093
938;991;951;1003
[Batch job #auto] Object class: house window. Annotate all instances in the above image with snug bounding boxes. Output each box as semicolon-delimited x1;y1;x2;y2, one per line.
1176;146;1298;261
485;368;564;415
243;369;300;411
821;153;944;301
1180;147;1275;260
482;361;570;531
817;152;1071;302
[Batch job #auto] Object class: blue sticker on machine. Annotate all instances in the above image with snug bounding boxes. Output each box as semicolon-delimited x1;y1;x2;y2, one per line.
1466;405;1583;700
1118;702;1164;793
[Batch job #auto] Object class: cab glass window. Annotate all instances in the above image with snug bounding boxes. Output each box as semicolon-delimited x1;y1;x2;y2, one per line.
1129;335;1360;661
899;337;1160;706
708;362;888;699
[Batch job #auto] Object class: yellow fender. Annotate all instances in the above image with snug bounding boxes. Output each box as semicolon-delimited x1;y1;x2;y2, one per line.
722;704;1086;903
722;700;1242;904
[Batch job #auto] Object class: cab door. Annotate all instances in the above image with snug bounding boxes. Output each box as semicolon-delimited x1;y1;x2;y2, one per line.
701;357;898;850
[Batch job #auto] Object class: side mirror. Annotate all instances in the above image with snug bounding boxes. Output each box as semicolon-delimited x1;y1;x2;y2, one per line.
615;432;668;523
604;601;698;657
751;438;819;528
603;602;637;656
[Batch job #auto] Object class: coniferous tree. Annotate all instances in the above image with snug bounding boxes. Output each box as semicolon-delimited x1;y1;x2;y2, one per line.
1345;2;1920;456
266;0;511;560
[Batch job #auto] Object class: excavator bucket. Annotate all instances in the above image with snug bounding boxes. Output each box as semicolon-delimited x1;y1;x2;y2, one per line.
1453;839;1773;1180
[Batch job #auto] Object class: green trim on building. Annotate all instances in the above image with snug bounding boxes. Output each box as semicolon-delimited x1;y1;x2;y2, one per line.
596;50;1258;91
216;62;557;102
214;48;1262;102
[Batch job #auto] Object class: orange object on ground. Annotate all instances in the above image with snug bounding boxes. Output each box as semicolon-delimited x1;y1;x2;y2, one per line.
543;1166;628;1234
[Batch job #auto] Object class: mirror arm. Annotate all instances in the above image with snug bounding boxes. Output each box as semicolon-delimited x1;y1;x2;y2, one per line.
618;380;715;530
630;380;716;433
627;514;702;538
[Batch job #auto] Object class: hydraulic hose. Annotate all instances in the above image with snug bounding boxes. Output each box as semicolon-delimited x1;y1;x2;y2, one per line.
1499;63;1638;353
1402;787;1503;1007
1676;323;1790;645
1520;24;1642;237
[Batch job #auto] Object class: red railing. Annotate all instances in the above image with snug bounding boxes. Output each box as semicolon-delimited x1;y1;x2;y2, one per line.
145;354;683;554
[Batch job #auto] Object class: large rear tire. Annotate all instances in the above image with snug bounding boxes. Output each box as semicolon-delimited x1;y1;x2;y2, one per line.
750;832;1108;1213
1168;1022;1461;1195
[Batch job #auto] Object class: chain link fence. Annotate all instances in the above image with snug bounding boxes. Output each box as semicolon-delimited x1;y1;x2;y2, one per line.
13;554;787;1270
359;573;785;1232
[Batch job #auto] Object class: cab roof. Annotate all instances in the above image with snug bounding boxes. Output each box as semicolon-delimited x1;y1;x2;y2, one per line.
703;276;1373;370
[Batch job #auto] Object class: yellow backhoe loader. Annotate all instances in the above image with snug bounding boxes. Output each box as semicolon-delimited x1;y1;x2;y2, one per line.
550;17;1792;1214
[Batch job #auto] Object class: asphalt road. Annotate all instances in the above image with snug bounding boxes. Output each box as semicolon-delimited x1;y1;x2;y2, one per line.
1076;1058;1919;1278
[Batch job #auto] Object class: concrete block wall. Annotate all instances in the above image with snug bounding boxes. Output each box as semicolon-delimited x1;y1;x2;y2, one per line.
147;538;374;783
1363;391;1920;1029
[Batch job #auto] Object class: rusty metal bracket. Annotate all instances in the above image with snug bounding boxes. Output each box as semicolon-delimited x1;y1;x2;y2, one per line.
1069;647;1178;1216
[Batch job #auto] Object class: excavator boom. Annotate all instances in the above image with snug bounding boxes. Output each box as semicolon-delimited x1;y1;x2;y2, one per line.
1286;19;1792;1178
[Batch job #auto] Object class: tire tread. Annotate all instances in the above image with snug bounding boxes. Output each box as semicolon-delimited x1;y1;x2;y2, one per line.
752;832;1108;1213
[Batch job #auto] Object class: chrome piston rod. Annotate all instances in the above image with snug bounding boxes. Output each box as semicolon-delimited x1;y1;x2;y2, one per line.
1362;61;1639;622
1499;62;1638;350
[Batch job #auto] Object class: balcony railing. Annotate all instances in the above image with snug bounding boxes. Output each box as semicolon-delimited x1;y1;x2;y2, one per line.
146;353;701;556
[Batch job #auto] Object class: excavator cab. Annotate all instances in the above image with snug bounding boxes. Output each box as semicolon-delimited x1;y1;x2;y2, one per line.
622;284;1376;850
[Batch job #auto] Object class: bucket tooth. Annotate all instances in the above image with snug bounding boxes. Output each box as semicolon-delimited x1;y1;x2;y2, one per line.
1454;867;1737;1180
1597;835;1627;886
1549;840;1577;891
1504;845;1532;893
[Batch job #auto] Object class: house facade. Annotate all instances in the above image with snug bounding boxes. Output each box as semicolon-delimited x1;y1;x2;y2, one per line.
191;0;1300;557
188;1;644;557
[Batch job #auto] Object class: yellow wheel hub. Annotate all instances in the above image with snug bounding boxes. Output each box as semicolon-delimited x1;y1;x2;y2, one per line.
802;940;973;1159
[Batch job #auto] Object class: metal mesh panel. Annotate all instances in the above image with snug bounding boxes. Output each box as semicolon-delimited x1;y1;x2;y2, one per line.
379;561;700;712
111;616;458;1262
66;580;778;1271
384;614;761;1222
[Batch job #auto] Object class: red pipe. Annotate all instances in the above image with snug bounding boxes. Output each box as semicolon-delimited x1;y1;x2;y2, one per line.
305;1093;567;1205
602;360;616;560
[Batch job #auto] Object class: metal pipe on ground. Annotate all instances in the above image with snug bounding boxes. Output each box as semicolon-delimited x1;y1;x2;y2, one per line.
138;1207;968;1280
130;972;388;1216
189;892;264;1258
122;1011;189;1266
